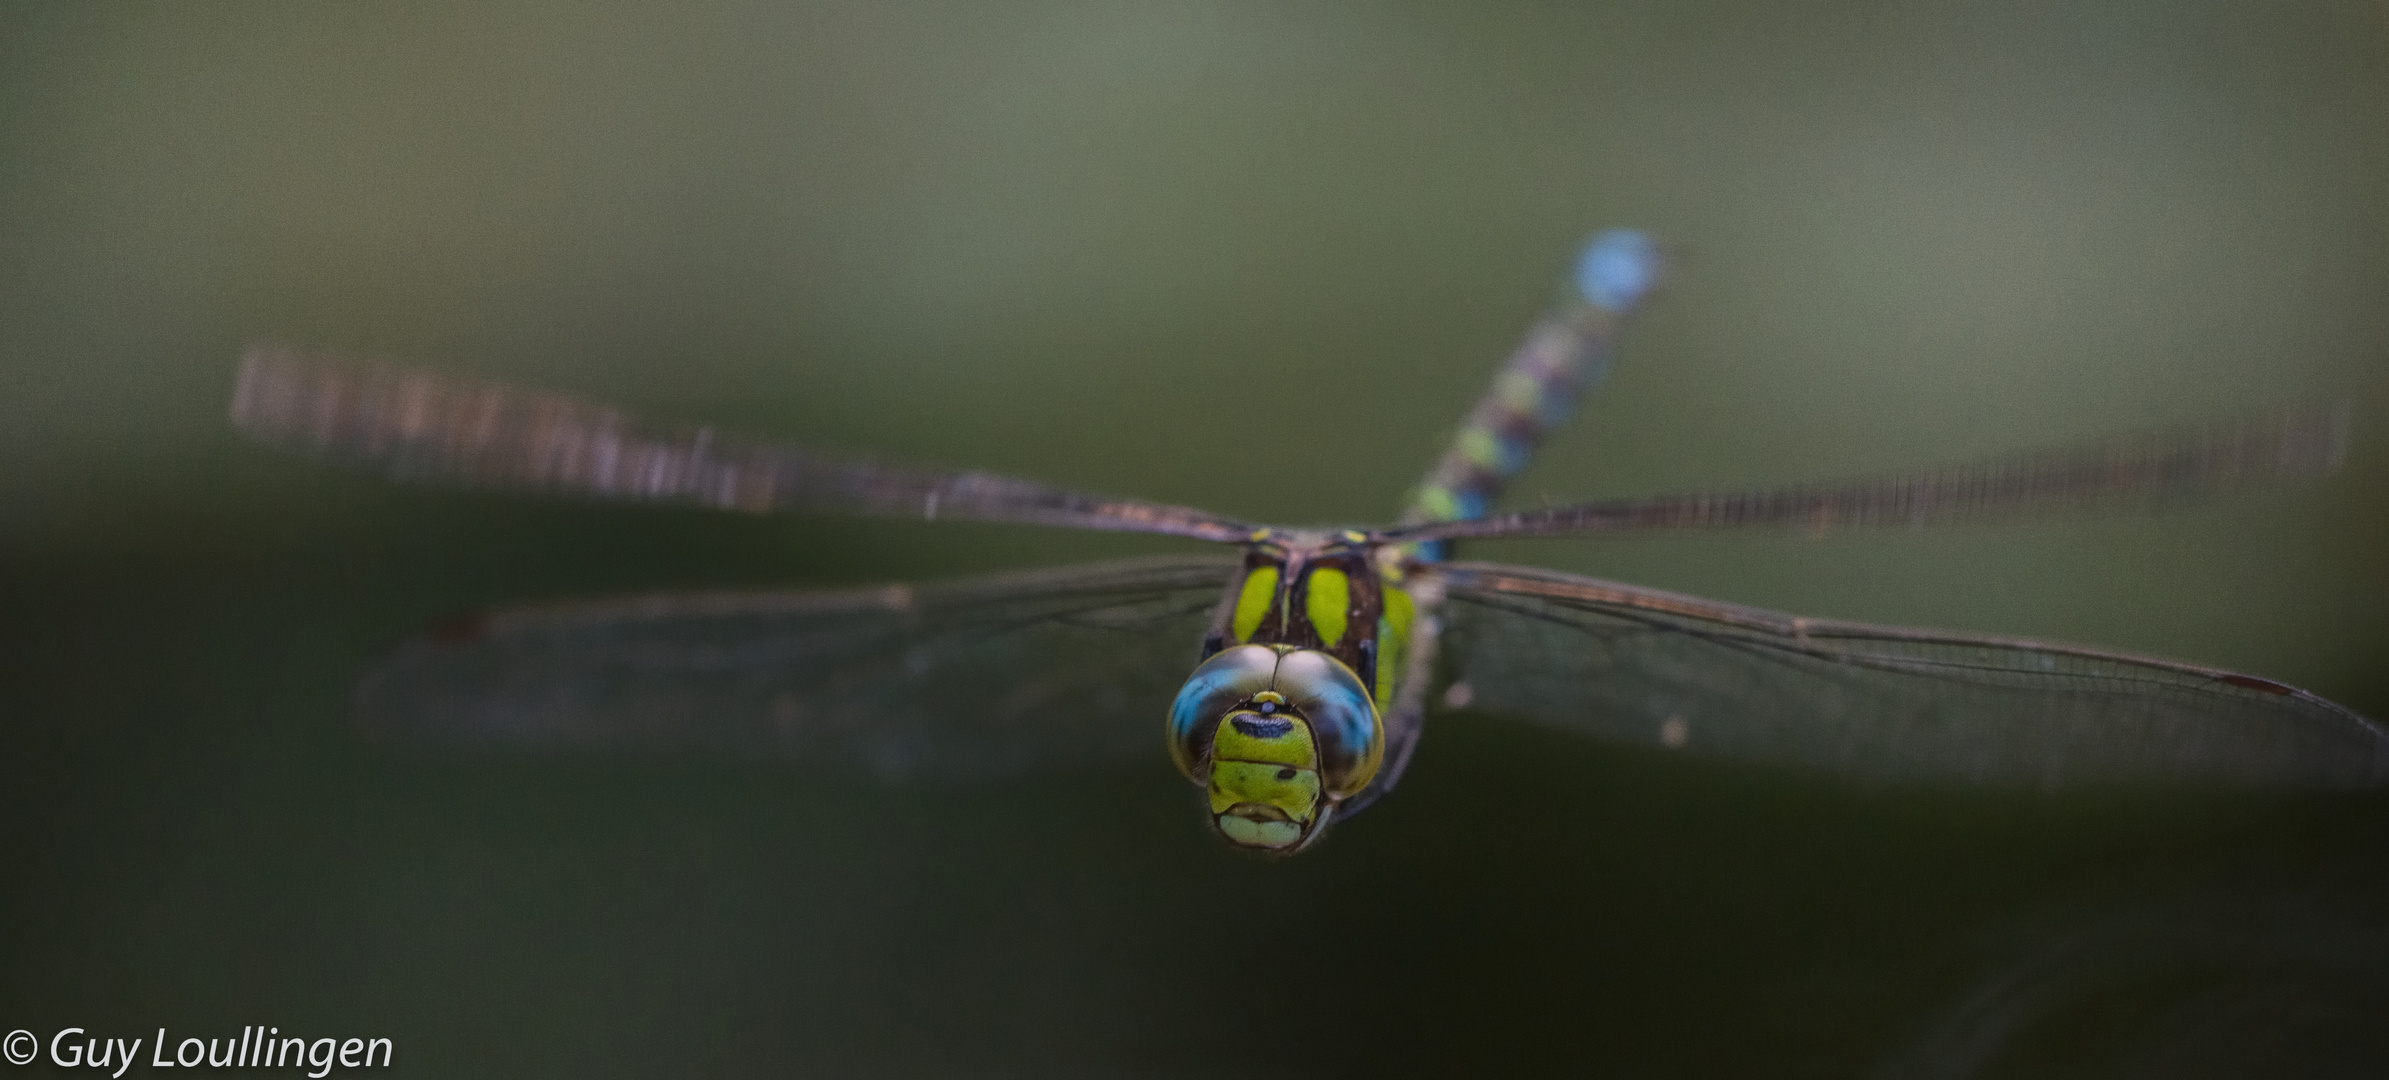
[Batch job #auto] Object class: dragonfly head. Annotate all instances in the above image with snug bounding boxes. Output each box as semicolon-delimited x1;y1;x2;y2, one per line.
1167;644;1382;854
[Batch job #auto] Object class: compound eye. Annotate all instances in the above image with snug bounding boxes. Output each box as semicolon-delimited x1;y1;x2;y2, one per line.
1269;650;1383;799
1165;644;1281;780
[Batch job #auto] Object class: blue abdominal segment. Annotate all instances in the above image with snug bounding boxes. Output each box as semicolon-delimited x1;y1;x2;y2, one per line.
1574;229;1662;313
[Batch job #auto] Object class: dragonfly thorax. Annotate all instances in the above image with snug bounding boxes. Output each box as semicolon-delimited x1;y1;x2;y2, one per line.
1166;644;1383;852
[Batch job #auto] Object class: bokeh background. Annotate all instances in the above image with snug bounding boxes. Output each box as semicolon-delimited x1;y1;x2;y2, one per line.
6;2;2388;1076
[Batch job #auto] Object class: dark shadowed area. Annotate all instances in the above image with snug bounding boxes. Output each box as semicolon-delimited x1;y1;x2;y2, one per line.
5;2;2387;1076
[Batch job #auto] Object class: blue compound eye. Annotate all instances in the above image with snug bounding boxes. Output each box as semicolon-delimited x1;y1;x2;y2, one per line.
1267;650;1382;800
1165;645;1282;781
1574;229;1662;313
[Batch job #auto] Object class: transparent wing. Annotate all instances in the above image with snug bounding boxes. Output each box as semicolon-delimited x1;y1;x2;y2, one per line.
232;346;1255;543
1385;405;2349;544
1434;561;2389;787
356;555;1238;780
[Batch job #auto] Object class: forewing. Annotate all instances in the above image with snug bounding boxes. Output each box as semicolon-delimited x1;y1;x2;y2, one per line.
1387;405;2348;544
233;346;1253;543
1435;562;2389;787
358;555;1239;780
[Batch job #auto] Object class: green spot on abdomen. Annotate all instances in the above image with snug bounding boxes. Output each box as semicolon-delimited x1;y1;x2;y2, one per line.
1409;484;1462;522
1495;370;1545;414
1457;427;1505;471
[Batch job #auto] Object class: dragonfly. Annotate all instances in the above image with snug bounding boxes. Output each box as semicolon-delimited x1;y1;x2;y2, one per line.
231;231;2387;854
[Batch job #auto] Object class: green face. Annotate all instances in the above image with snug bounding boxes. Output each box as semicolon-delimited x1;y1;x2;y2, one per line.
1205;694;1324;851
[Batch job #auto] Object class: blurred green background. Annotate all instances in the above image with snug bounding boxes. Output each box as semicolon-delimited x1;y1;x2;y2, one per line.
5;2;2388;1076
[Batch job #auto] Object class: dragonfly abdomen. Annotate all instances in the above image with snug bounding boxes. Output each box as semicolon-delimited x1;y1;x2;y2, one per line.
1401;230;1662;546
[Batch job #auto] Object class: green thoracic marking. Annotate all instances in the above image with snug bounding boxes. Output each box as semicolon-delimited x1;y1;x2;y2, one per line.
1231;566;1280;643
1304;567;1350;648
1374;582;1416;708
